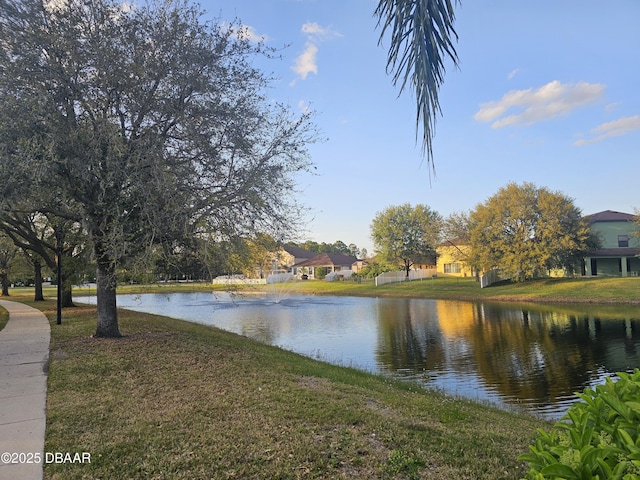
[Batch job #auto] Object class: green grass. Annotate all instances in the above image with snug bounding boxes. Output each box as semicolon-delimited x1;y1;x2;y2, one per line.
14;275;638;307
284;275;640;305
12;296;549;479
0;305;8;332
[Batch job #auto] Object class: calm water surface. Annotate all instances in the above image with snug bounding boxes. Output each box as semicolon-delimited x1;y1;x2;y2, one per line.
76;291;640;418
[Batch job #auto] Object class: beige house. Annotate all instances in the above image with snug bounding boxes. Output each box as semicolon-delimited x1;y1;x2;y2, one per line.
269;245;315;275
292;253;358;279
253;245;315;278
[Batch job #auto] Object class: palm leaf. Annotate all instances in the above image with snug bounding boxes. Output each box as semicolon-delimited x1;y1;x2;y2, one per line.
375;0;459;172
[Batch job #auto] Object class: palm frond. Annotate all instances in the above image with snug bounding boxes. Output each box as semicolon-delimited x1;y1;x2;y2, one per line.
375;0;459;172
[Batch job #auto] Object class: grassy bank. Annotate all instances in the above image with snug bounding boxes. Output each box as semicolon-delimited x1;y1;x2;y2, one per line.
61;275;640;306
280;275;640;305
12;275;638;306
14;297;549;479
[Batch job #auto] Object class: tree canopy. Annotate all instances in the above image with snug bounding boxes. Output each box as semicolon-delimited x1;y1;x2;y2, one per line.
0;0;317;337
469;182;597;282
371;203;442;277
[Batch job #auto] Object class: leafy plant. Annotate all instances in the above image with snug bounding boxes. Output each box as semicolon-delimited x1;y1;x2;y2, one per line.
520;369;640;479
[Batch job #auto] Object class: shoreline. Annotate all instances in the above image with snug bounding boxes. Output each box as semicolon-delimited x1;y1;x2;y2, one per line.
65;275;640;308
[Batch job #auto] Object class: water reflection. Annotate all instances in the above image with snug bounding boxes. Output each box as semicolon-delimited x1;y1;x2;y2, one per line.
374;299;640;416
75;292;640;418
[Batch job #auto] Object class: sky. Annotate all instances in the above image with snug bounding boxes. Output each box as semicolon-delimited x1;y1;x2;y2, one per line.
201;0;640;254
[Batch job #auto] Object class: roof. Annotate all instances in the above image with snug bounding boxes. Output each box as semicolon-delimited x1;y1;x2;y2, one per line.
293;253;358;268
281;245;315;259
589;248;640;258
438;238;468;247
584;210;636;223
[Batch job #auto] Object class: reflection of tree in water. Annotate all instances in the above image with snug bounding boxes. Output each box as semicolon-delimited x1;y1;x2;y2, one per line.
468;306;602;405
375;298;445;374
374;298;640;410
471;306;640;407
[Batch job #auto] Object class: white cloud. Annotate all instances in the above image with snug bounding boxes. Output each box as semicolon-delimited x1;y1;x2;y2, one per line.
291;42;318;80
474;80;605;128
507;68;520;80
605;102;621;112
290;22;341;83
297;100;311;113
223;23;267;43
236;24;267;43
574;115;640;146
301;22;342;40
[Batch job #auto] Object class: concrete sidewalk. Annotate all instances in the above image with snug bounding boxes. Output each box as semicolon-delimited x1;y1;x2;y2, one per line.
0;300;50;480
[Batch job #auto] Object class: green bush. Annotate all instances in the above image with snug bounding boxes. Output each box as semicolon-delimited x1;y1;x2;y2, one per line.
520;369;640;479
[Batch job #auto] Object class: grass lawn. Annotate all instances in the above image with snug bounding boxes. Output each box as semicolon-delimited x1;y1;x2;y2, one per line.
64;274;640;306
0;305;8;331
16;275;636;307
8;296;549;479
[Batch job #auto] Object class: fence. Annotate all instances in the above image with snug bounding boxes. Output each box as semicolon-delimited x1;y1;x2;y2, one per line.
375;269;437;286
210;276;266;285
325;270;353;282
266;273;295;284
479;269;500;288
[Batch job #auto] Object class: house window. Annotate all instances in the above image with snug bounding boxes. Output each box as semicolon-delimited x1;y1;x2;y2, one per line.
618;235;629;247
444;263;461;274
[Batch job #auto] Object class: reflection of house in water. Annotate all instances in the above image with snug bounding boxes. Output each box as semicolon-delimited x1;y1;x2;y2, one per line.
580;315;640;372
435;300;477;338
372;297;640;417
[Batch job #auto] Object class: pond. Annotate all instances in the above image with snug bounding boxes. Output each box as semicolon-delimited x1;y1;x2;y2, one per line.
76;291;640;419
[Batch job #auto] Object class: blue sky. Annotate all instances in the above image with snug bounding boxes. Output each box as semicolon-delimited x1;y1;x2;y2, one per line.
203;0;640;254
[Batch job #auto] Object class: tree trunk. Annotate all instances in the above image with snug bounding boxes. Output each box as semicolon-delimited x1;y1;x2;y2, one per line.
0;272;9;296
94;258;121;338
62;279;74;308
33;259;44;301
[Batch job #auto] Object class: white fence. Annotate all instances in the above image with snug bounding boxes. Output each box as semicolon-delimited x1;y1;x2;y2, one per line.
479;270;500;288
325;270;353;282
266;273;295;284
210;275;266;285
375;269;437;286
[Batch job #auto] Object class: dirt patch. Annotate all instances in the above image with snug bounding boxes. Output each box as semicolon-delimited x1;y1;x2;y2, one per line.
296;375;333;392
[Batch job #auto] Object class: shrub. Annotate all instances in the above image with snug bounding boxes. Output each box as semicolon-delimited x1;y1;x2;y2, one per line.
519;369;640;479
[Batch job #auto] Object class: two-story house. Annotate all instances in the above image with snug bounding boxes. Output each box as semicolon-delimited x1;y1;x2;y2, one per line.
583;210;640;277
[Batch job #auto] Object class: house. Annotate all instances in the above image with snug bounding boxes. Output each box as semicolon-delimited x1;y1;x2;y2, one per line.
292;253;359;279
277;245;315;272
583;210;640;277
351;259;369;274
255;245;315;278
436;239;473;277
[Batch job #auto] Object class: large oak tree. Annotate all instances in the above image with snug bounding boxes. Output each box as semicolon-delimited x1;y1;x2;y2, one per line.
371;203;442;277
469;182;597;282
0;0;316;337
